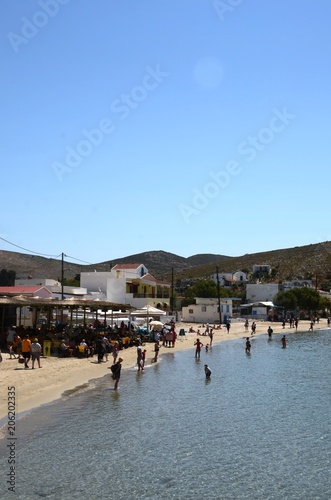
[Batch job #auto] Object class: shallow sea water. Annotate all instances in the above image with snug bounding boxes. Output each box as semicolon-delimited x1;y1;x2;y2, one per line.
0;330;330;499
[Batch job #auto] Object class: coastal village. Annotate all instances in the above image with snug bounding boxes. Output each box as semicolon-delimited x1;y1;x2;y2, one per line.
0;260;329;339
0;257;329;423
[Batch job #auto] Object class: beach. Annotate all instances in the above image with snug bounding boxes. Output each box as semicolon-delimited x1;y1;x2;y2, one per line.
0;319;324;422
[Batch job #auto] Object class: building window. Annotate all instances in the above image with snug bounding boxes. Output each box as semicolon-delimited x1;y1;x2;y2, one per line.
201;306;206;312
189;309;193;314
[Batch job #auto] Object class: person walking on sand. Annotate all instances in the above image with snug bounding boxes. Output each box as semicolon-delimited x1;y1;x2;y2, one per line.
13;334;22;359
112;342;119;364
113;357;123;390
171;327;177;348
209;329;214;346
226;321;231;334
194;338;203;358
153;340;160;363
21;334;32;369
31;338;42;369
95;336;105;363
7;327;17;358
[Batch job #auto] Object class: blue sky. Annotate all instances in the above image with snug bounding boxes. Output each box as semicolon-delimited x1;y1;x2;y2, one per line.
1;0;331;266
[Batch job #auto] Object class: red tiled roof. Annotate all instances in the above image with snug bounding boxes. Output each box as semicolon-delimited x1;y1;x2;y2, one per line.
140;273;157;282
112;263;143;270
140;274;170;286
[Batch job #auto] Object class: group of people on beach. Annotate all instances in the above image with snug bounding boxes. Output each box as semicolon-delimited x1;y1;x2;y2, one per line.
4;316;320;395
6;329;42;369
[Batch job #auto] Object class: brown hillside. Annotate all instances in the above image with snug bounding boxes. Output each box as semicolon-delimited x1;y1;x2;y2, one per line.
0;241;331;285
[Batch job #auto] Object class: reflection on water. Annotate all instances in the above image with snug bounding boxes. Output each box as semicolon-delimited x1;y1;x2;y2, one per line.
0;330;331;499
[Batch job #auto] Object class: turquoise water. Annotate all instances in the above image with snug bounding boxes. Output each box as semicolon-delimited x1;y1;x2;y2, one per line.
0;330;330;499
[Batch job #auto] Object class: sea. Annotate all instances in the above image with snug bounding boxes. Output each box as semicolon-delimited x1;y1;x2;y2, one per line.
0;329;330;500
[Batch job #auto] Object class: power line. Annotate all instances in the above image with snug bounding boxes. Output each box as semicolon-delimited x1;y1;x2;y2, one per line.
0;236;59;258
0;237;94;265
65;254;94;265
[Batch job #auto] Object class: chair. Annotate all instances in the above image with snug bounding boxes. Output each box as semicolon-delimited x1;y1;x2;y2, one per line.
178;329;186;340
77;345;88;358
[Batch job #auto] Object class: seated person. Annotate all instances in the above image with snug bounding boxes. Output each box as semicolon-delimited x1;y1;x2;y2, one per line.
78;339;90;357
59;339;70;357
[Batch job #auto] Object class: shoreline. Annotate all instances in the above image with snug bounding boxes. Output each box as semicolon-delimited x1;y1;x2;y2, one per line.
0;319;327;422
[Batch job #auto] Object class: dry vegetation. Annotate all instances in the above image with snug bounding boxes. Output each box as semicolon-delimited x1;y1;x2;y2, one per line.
1;241;331;286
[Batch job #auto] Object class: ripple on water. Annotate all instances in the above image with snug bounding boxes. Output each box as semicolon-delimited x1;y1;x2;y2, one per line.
0;331;330;500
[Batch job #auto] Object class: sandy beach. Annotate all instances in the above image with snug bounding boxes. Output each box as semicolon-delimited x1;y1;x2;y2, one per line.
0;319;325;422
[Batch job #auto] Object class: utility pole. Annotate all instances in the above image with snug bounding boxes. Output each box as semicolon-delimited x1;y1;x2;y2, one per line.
171;267;174;317
216;266;222;325
61;252;64;300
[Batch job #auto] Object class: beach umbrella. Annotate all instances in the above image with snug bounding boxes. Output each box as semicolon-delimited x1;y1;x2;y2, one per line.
149;320;164;329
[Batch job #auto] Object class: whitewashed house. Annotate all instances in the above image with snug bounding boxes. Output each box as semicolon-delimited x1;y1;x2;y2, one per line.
80;263;170;309
211;271;248;286
281;280;313;292
181;297;233;324
246;283;279;303
15;278;87;299
233;271;248;282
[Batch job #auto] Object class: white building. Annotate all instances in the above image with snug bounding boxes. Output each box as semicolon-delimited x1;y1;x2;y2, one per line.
211;271;248;286
281;280;313;292
240;301;275;319
246;283;279;303
0;285;53;327
252;264;272;275
15;278;87;299
181;297;233;324
80;263;170;309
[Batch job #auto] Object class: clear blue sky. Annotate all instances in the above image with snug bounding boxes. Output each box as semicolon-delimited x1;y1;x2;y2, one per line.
1;0;330;266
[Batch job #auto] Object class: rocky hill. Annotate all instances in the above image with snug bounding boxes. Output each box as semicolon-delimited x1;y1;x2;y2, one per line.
0;249;227;282
0;241;331;287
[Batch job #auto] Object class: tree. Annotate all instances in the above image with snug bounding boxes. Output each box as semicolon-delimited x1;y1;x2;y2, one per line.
274;287;324;316
184;279;229;299
274;290;298;311
296;287;321;314
0;269;16;286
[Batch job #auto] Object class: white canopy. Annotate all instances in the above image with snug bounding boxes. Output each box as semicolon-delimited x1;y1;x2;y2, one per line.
132;305;167;316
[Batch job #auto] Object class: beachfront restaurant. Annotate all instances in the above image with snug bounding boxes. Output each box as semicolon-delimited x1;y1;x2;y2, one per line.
0;294;133;332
